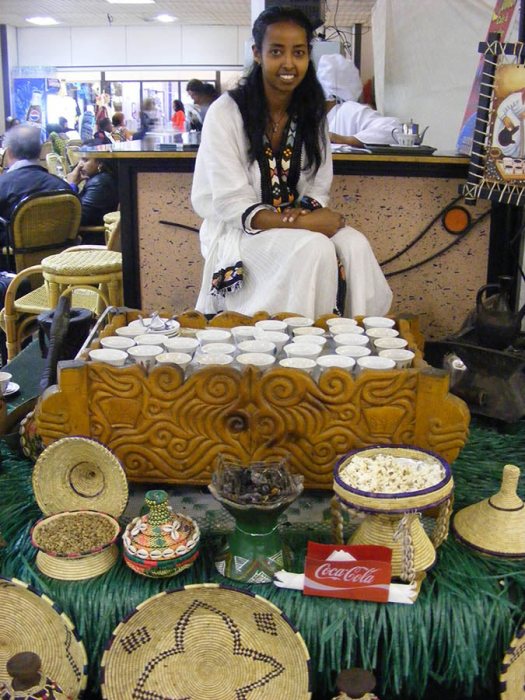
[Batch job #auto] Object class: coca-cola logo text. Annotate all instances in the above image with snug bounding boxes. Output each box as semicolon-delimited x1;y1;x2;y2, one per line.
314;563;380;584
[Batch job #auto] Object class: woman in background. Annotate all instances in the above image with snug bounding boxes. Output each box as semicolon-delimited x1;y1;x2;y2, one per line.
67;156;119;242
171;100;186;132
191;6;391;318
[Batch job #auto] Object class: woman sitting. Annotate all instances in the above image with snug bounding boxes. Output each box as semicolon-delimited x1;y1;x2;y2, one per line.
66;157;119;243
93;117;116;145
191;6;392;318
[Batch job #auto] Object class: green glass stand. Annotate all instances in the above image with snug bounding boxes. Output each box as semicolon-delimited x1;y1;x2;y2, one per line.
209;482;302;584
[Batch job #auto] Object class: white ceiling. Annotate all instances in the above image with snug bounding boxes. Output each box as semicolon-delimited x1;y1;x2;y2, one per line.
1;0;376;29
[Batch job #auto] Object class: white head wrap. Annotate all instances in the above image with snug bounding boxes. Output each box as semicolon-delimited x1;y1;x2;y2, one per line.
316;54;362;102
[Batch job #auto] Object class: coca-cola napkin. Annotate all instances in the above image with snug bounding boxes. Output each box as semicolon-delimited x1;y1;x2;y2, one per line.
273;544;417;604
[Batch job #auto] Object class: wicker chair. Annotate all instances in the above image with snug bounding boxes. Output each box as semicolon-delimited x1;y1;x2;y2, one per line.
0;264;101;360
0;191;81;274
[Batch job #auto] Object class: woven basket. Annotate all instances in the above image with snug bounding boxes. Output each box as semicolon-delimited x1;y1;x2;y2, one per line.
350;513;436;582
453;464;525;558
334;445;453;515
101;584;311;700
31;437;128;580
500;622;525;699
31;511;120;581
32;436;128;518
0;576;87;698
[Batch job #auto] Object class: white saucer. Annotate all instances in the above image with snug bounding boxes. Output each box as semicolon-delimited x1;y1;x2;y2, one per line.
3;382;20;397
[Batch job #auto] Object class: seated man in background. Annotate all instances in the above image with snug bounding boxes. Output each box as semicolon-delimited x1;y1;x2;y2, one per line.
0;125;72;249
316;54;401;147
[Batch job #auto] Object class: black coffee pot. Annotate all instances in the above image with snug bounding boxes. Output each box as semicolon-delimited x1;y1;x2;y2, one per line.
475;276;525;350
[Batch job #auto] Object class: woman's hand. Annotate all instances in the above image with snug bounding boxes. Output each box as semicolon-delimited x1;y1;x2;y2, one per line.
300;208;345;237
329;132;365;148
66;163;85;186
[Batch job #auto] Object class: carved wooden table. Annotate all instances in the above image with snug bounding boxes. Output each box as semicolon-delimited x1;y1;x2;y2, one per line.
34;310;470;489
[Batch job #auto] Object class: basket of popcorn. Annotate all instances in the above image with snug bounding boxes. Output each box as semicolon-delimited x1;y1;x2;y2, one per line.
333;445;454;582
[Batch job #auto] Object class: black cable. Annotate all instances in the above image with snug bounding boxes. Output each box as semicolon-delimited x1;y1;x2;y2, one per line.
380;194;464;266
159;220;199;233
385;209;491;278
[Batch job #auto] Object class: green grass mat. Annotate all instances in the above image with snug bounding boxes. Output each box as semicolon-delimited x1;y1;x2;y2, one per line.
0;419;524;700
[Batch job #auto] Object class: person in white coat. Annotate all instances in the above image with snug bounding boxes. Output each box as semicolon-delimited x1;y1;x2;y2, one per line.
317;54;401;147
191;6;392;319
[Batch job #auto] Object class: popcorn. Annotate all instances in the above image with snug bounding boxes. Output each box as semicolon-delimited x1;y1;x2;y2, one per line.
339;453;445;494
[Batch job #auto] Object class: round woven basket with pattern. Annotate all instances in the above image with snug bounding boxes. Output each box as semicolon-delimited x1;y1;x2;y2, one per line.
101;584;311;700
334;445;453;515
0;576;87;698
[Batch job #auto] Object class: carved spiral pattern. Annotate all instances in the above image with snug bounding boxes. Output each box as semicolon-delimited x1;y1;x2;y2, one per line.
261;371;309;407
193;368;240;405
317;369;355;401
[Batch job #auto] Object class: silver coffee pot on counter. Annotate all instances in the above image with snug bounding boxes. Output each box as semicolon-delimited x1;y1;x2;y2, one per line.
392;119;429;146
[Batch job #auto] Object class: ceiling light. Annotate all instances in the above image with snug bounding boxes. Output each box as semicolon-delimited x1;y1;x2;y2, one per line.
154;14;177;22
26;16;60;25
106;0;155;4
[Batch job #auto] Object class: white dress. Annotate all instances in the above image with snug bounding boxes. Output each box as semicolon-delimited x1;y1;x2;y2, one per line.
191;94;392;318
327;102;401;145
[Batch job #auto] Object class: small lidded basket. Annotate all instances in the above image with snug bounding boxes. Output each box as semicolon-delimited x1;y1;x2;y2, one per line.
31;437;128;581
122;490;200;578
333;445;454;582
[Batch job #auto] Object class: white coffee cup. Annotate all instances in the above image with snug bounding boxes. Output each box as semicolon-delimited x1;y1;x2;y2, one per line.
333;333;369;347
236;352;275;368
363;316;396;330
134;333;169;347
0;371;13;393
330;324;364;337
326;317;357;329
255;319;287;332
373;337;409;351
115;325;144;338
253;330;289;352
283;316;314;329
155;352;192;369
292;326;325;337
378;348;415;369
127;344;164;369
163;336;200;355
231;325;257;342
283;343;322;359
100;336;135;351
196;353;233;366
356;356;396;373
335;345;372;359
201;342;236;355
88;349;128;367
196;329;232;345
237;339;276;355
292;335;327;348
395;133;418;147
366;327;399;340
316;355;355;371
279;357;316;374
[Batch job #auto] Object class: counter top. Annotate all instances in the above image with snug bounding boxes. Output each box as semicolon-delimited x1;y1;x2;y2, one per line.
80;141;469;166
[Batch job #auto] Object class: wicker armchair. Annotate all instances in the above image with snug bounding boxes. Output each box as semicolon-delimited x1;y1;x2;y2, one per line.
0;191;81;274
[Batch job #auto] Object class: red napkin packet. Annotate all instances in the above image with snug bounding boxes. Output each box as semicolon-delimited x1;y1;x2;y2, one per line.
304;542;392;602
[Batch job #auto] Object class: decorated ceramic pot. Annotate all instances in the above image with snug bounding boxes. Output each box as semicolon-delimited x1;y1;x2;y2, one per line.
122;490;200;578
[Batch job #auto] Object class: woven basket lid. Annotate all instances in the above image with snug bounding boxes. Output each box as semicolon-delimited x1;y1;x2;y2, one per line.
453;464;525;557
0;576;88;698
101;583;311;700
32;437;128;518
500;622;525;699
